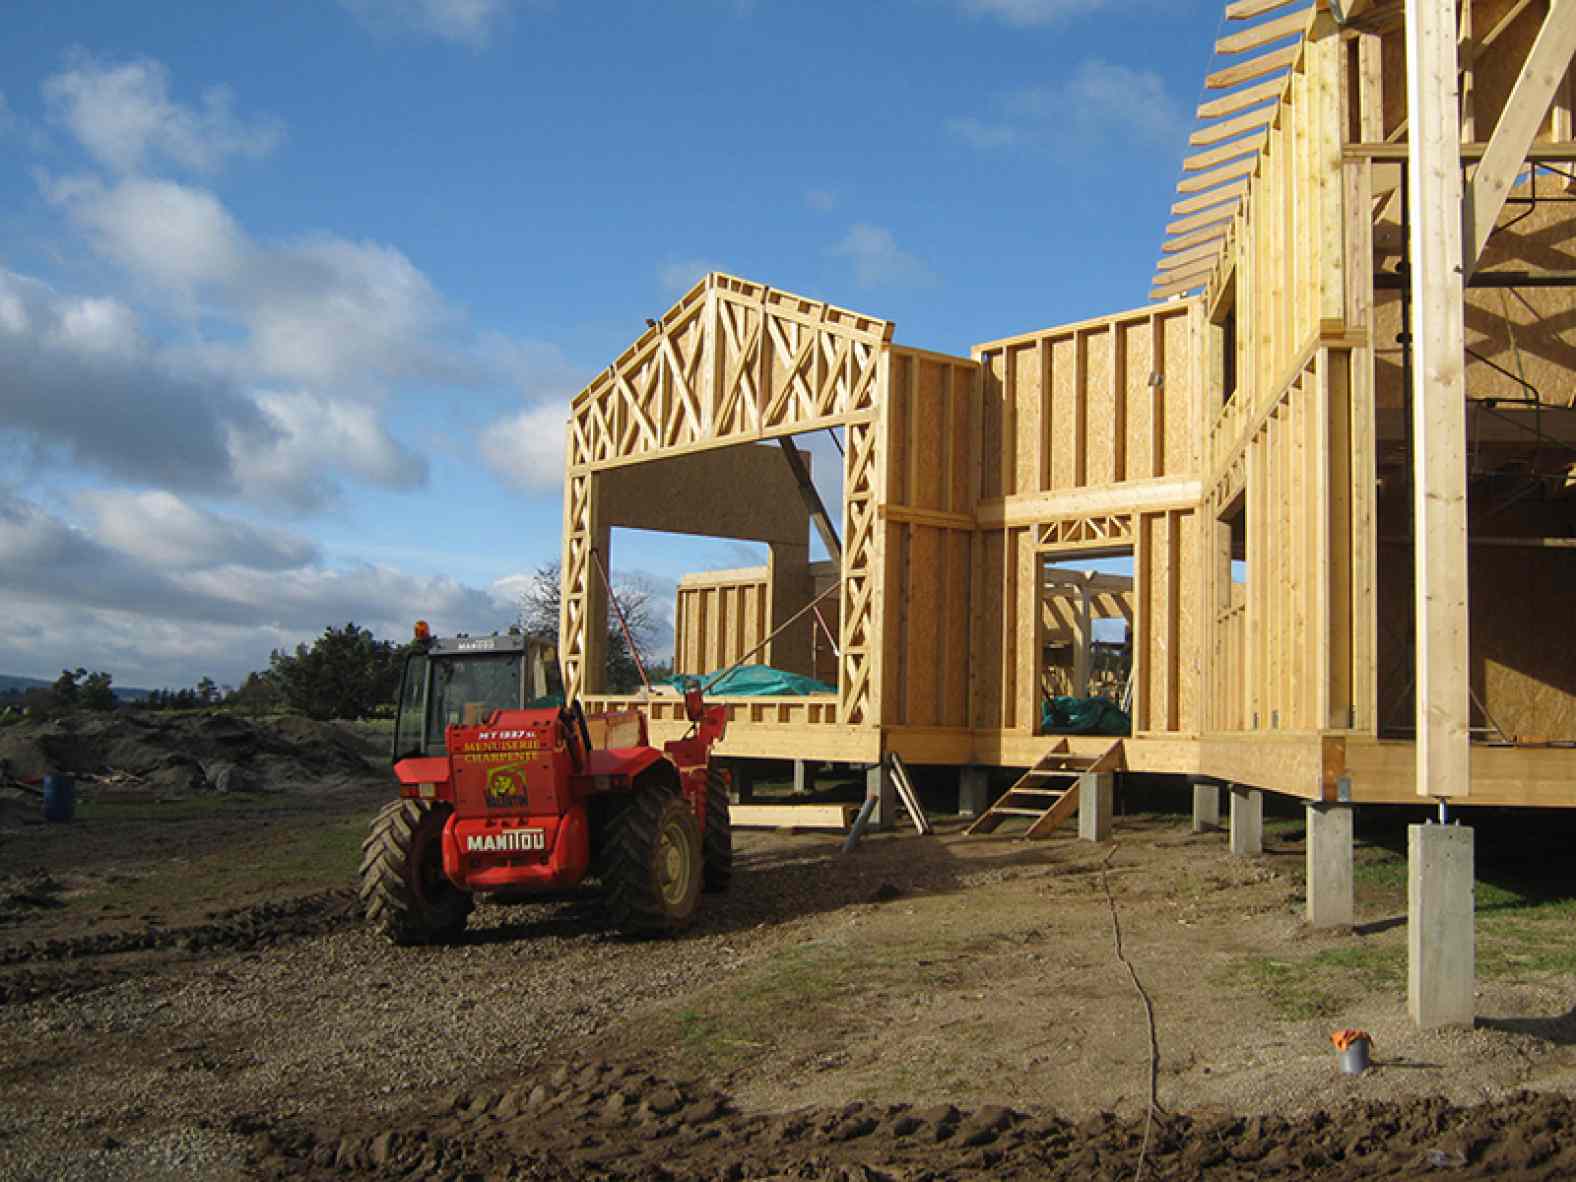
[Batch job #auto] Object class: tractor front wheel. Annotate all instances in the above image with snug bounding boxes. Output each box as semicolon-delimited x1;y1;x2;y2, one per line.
601;785;703;934
359;799;473;945
702;767;733;893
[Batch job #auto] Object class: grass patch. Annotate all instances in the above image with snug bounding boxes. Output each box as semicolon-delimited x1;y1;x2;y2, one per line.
1215;955;1346;1021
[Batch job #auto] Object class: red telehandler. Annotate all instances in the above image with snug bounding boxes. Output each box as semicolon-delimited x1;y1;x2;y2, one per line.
359;623;731;944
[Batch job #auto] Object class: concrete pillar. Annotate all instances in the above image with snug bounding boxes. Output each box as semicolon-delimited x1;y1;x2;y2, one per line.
866;763;896;831
793;760;817;795
1191;781;1221;833
730;760;755;804
1078;772;1113;842
1229;786;1263;856
958;766;990;818
1409;823;1475;1028
1305;803;1354;928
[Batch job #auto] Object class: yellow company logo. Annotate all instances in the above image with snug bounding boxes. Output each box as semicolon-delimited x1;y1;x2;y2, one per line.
486;761;530;798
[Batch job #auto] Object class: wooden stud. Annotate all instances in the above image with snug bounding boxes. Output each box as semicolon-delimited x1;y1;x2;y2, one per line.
1405;0;1470;798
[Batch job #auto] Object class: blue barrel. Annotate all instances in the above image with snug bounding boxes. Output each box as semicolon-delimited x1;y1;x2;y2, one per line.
42;774;75;822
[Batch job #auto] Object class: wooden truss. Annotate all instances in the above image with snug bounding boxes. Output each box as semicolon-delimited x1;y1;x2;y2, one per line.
560;273;895;726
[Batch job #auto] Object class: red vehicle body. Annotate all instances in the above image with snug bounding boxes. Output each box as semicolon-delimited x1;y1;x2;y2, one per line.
360;628;731;944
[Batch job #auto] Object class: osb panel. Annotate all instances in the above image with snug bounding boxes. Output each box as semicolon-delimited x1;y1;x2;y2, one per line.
944;529;972;727
1085;327;1117;486
1176;510;1201;735
914;358;948;511
1164;312;1192;477
1472;548;1576;739
949;375;973;514
905;525;944;727
1124;321;1155;481
1012;343;1042;496
887;352;911;506
981;355;1005;501
1049;336;1080;490
975;530;1006;729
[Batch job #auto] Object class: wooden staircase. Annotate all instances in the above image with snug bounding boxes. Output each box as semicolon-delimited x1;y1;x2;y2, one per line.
963;738;1123;839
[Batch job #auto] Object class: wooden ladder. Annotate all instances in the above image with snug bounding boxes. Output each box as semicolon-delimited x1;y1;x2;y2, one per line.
963;738;1123;839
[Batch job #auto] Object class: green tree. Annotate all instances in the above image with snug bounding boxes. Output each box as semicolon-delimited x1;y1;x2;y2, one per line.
52;667;85;705
195;676;219;706
269;622;406;721
227;671;284;715
79;671;116;711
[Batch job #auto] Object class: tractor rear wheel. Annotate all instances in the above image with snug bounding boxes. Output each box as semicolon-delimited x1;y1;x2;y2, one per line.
359;799;473;945
601;785;703;934
702;767;732;893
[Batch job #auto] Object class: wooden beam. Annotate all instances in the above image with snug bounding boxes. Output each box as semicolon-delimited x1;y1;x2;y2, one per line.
1172;179;1249;215
1166;202;1240;235
1162;225;1228;253
1405;0;1469;800
1151;275;1209;300
1183;131;1267;173
1177;156;1259;193
1330;0;1375;23
1197;77;1285;119
1190;103;1277;146
1226;0;1302;18
1206;44;1298;90
1157;240;1227;271
1215;8;1310;55
1462;1;1576;275
729;803;855;831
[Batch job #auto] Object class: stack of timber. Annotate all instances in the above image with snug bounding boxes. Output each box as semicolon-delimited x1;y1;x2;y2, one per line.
964;739;1123;838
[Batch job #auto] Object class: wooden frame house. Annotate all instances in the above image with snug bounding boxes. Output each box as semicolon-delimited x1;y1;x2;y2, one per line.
560;0;1576;811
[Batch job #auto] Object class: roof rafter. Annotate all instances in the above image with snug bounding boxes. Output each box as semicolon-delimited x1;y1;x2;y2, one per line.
1172;179;1250;216
1215;7;1311;55
1197;77;1286;119
1206;44;1298;89
1183;131;1268;172
1190;103;1277;146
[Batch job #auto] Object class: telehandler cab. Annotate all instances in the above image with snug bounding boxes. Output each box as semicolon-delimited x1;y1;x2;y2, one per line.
359;622;731;944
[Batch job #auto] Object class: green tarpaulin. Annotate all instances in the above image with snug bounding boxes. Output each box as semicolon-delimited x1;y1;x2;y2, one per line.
1041;695;1131;736
666;666;836;697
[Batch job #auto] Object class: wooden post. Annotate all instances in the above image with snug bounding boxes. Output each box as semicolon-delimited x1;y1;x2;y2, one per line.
1406;0;1470;801
1073;580;1093;699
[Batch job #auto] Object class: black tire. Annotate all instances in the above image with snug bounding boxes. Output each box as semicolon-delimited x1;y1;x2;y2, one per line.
359;799;473;945
600;784;703;935
702;767;733;894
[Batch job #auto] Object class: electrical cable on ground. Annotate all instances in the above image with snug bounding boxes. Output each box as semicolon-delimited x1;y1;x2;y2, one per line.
1099;843;1163;1182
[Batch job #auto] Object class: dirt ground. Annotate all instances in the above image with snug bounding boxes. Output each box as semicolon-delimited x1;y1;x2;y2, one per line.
3;718;1576;1179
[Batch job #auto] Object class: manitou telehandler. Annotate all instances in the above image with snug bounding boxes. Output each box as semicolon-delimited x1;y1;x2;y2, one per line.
359;622;731;944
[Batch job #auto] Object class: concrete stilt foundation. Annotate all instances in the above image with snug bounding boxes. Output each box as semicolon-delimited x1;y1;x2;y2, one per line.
958;766;990;818
1078;772;1113;842
1409;823;1475;1028
867;763;896;831
729;760;755;804
1229;786;1263;856
1305;803;1354;928
793;760;818;795
1192;781;1221;833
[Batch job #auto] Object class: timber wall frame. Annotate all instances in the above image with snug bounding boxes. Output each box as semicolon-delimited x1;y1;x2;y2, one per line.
560;1;1576;808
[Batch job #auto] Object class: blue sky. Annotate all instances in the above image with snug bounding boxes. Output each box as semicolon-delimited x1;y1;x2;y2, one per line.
0;0;1222;689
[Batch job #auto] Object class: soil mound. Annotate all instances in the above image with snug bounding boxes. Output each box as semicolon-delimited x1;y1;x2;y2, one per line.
256;1060;1576;1181
0;710;381;795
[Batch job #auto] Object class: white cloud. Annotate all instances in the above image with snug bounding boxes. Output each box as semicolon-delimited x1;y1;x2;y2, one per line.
478;402;569;492
63;175;248;295
942;116;1020;149
229;391;428;508
48;174;461;392
658;259;722;294
829;223;938;289
42;53;283;175
79;489;318;570
946;58;1183;152
959;0;1110;25
804;188;838;212
0;267;267;493
339;0;512;48
0;491;505;686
